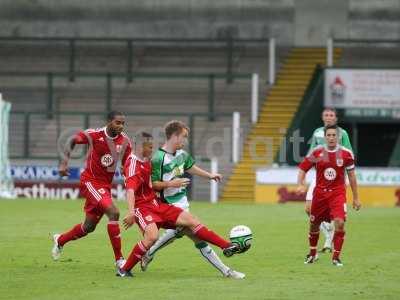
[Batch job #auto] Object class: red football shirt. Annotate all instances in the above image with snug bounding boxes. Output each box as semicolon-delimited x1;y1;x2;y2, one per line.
74;127;132;187
299;145;355;193
124;154;156;207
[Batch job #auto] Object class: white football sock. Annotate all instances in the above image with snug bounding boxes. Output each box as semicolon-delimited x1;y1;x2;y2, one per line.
320;221;334;248
197;243;230;275
147;229;177;257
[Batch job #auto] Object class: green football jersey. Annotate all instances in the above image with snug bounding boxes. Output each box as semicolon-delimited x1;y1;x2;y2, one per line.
151;148;195;203
308;126;353;153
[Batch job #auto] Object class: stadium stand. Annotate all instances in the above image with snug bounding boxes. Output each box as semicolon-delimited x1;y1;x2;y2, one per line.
222;48;342;201
0;40;289;198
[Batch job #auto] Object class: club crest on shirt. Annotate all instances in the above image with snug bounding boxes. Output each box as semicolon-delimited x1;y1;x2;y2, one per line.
172;166;184;177
98;188;106;194
145;215;153;222
324;167;337;181
101;154;114;167
336;158;343;167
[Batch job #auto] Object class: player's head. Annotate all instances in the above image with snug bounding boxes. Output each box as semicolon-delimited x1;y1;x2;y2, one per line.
134;132;153;159
164;120;189;150
106;111;125;136
322;107;337;126
324;124;338;148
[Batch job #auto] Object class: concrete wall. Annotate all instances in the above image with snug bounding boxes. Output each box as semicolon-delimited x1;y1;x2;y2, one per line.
0;0;399;46
0;0;295;43
294;0;348;46
349;0;400;39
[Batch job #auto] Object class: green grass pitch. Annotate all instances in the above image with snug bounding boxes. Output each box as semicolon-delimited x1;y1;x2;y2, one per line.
1;199;399;300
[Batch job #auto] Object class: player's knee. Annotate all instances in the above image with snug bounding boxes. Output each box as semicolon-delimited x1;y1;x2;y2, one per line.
144;230;159;247
334;218;345;230
112;210;120;221
83;222;96;233
310;222;320;232
107;207;120;221
189;218;200;230
185;214;200;230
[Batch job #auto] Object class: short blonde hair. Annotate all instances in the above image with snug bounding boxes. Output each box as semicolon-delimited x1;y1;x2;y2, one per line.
164;120;190;139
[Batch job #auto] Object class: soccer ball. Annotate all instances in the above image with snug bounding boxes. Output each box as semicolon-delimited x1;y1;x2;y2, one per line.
229;225;252;253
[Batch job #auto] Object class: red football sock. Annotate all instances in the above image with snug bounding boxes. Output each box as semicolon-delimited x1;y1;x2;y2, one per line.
192;224;230;249
122;241;148;271
332;231;345;260
308;231;320;256
107;221;123;261
58;223;88;247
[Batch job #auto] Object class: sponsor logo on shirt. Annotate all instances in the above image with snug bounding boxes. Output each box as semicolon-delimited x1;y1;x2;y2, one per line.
101;154;114;167
145;215;153;222
324;168;337;180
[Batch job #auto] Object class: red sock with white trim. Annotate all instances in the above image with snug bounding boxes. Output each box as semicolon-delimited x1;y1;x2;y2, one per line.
107;221;123;261
122;241;148;271
332;231;345;260
308;231;320;257
192;224;230;249
58;224;88;247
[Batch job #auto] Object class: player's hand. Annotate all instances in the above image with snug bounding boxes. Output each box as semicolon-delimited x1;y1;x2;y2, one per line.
123;213;136;230
296;184;307;195
59;161;70;177
209;173;222;182
352;198;361;211
168;178;191;188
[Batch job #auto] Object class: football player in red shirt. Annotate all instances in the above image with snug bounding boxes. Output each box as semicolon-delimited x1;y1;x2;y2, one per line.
117;132;242;277
297;125;361;266
52;111;132;270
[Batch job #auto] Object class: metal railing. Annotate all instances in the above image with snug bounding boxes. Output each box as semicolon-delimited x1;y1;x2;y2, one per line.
10;111;233;160
0;36;271;83
1;71;252;121
326;37;400;67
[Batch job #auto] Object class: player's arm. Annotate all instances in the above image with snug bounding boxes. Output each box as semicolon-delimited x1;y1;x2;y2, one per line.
181;152;222;181
152;179;191;191
123;188;136;230
59;130;89;177
121;139;133;166
123;176;141;229
122;157;142;229
296;170;308;194
341;130;353;152
186;164;222;182
296;153;314;195
347;169;361;210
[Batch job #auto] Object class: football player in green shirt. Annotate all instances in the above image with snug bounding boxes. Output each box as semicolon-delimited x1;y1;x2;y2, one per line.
306;107;353;253
141;120;245;279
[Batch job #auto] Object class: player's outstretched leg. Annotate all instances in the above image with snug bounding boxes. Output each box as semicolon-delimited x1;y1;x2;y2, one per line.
104;204;124;267
141;228;178;271
176;211;241;258
332;218;345;267
319;221;334;253
304;222;320;264
51;216;97;260
118;223;159;277
194;240;245;279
